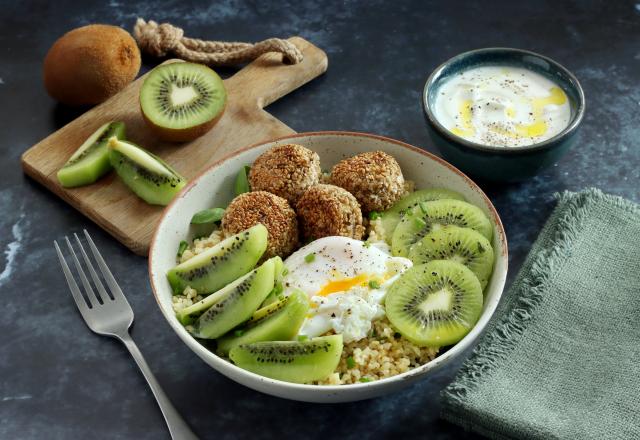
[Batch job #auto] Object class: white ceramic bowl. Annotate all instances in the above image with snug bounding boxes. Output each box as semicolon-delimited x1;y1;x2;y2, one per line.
149;131;508;403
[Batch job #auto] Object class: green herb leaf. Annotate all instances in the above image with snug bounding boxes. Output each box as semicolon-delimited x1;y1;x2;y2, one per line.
297;335;309;342
368;211;381;220
368;280;380;289
191;207;225;225
304;253;315;263
234;329;245;337
346;356;356;369
359;377;371;383
177;240;188;258
234;165;251;196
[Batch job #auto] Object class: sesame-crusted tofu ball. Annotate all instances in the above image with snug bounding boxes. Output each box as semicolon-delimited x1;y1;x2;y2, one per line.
222;191;298;259
330;151;405;213
249;144;321;205
296;184;364;241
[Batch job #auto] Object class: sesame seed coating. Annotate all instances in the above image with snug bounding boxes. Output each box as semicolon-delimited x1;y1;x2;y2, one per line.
222;191;298;259
330;151;405;212
249;144;321;205
296;184;365;241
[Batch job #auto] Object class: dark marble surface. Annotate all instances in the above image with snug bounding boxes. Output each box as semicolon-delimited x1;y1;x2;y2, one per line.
1;1;638;439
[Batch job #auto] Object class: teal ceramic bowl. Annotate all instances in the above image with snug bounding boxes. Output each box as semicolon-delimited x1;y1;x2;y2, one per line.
422;48;585;182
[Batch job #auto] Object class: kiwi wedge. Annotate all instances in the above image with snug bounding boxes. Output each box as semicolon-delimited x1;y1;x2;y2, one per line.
108;137;186;205
409;225;494;289
216;289;309;355
57;121;125;188
140;62;227;142
385;260;483;347
377;188;465;244
168;224;268;296
188;257;276;339
391;199;493;257
229;335;343;384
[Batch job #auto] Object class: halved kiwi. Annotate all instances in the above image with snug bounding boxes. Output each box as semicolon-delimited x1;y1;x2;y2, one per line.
391;199;493;257
229;335;343;383
409;225;494;289
108;137;187;205
385;260;483;347
57;121;125;188
377;188;465;244
140;62;227;142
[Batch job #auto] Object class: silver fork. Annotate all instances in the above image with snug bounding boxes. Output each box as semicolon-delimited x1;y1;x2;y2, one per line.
55;230;198;440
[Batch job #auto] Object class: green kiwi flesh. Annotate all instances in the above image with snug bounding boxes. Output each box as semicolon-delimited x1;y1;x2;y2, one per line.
229;335;343;383
216;289;309;355
57;121;125;187
108;137;187;205
188;257;276;339
167;224;268;296
377;188;465;244
409;225;494;289
385;260;483;347
140;62;227;142
391;199;493;257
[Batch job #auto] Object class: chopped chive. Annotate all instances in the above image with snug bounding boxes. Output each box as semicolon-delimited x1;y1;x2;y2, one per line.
297;335;309;341
234;329;245;337
304;253;315;263
177;240;188;258
359;377;371;383
368;280;381;289
363;241;371;248
281;267;289;276
414;216;427;228
191;207;225;224
368;211;381;220
346;356;356;369
234;165;251;195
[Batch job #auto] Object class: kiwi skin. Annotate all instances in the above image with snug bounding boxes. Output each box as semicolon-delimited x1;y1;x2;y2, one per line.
141;99;227;143
43;24;141;106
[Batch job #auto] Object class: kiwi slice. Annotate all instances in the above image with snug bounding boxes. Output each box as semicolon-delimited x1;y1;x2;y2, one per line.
188;257;276;339
391;199;493;257
216;289;309;355
377;188;465;244
385;260;483;347
229;335;343;383
108;137;187;205
140;62;227;142
57;121;125;188
409;225;494;289
168;224;268;296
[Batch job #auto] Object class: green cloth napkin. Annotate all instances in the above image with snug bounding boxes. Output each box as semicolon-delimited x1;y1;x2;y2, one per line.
441;188;640;440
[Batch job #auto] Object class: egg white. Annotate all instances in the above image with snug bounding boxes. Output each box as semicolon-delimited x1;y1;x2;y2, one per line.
282;237;412;343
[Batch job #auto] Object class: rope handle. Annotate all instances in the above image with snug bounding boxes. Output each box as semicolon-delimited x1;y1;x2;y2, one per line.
133;18;303;66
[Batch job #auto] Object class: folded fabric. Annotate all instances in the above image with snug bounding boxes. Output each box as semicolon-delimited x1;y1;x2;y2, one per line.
441;189;640;440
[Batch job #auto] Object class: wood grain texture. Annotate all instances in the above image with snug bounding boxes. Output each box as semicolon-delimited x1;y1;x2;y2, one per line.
21;37;327;255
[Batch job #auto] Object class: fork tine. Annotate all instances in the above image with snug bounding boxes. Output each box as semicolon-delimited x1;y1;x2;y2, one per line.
65;237;101;308
74;233;112;302
54;241;91;315
83;230;128;304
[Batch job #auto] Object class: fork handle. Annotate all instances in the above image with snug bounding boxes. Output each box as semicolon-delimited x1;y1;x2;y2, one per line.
118;333;199;440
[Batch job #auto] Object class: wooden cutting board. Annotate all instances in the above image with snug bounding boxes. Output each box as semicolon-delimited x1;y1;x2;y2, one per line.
21;37;327;256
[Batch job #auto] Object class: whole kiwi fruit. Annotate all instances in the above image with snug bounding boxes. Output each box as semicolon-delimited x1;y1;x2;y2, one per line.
43;24;141;106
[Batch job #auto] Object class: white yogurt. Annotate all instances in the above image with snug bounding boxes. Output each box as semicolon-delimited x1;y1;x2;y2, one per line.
434;66;571;147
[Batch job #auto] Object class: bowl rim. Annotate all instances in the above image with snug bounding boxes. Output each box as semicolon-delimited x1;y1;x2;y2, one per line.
148;131;508;394
422;47;586;154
